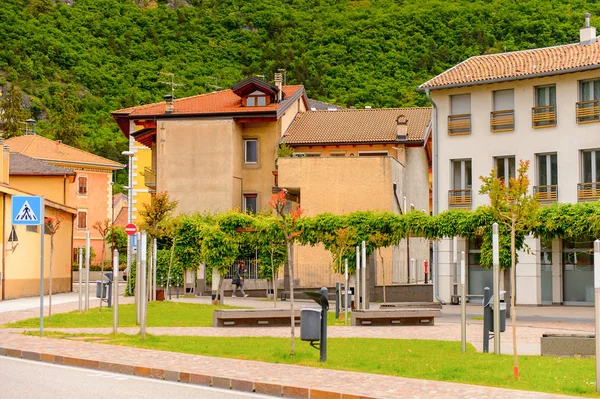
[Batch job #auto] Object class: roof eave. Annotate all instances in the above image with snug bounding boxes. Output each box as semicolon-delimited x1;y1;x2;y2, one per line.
418;63;600;91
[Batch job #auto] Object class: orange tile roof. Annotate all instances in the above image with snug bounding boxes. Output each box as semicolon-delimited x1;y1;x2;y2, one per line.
5;135;123;169
283;108;431;145
113;86;304;117
419;39;600;90
113;205;128;227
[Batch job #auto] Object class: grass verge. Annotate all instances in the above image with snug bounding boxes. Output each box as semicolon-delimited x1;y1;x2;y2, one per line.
33;331;598;397
4;302;242;328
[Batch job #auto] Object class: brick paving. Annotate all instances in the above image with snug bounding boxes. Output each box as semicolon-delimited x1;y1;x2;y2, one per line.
0;295;593;398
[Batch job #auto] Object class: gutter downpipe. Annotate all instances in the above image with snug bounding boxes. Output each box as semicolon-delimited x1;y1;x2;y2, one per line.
425;88;445;305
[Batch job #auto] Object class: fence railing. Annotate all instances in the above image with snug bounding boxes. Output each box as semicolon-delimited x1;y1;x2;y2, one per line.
490;109;515;132
532;105;557;128
144;167;156;189
533;185;558;202
448;114;471;135
576;100;600;123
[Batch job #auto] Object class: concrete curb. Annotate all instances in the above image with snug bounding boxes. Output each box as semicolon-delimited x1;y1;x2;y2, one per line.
0;346;376;399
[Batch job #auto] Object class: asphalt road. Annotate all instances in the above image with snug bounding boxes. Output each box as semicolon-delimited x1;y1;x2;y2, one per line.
0;357;276;399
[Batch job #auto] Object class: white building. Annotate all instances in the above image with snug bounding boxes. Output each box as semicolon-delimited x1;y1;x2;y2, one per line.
420;14;600;306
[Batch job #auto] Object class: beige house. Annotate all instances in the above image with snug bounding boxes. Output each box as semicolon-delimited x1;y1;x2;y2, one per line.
420;14;600;305
278;108;432;288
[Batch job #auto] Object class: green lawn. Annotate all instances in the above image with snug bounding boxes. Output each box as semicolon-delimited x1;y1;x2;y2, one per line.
4;302;349;328
4;302;242;328
39;332;599;397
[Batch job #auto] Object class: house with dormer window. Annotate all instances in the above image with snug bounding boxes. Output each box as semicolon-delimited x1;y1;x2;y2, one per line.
420;13;600;306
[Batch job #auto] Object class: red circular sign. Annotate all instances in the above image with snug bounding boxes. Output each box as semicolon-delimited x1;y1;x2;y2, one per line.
125;223;137;236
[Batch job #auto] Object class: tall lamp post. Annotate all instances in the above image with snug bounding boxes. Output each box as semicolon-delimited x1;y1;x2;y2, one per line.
121;149;134;295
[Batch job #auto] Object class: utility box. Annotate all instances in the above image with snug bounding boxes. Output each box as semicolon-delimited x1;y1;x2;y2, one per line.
95;273;113;307
300;307;321;341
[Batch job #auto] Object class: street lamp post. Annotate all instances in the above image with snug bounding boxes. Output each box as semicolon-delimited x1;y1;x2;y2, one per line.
121;149;134;295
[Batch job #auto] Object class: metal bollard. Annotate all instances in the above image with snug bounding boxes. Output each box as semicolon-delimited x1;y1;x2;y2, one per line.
483;287;492;353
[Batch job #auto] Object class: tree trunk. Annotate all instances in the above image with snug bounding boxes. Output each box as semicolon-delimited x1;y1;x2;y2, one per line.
167;241;175;295
49;237;54;318
215;271;224;305
504;267;511;318
287;239;295;356
511;223;519;379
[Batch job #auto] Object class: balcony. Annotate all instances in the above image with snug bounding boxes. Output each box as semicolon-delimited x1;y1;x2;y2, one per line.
533;185;557;203
577;182;600;202
576;100;600;124
143;167;156;189
532;106;557;128
447;114;471;135
448;189;472;208
490;110;515;132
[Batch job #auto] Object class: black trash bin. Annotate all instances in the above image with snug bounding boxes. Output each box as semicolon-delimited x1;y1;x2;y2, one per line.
300;307;321;341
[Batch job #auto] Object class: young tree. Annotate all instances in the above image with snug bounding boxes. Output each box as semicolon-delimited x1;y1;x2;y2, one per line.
369;231;393;303
44;216;61;318
256;216;287;308
46;90;83;147
269;190;303;356
139;192;178;297
0;83;28;139
479;160;539;379
93;219;110;310
201;223;240;305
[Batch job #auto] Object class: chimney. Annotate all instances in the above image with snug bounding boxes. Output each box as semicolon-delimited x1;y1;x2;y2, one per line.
164;94;174;114
396;115;408;140
274;73;283;102
580;13;597;45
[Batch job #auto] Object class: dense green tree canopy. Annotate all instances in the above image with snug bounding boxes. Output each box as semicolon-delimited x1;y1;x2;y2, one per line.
1;0;598;168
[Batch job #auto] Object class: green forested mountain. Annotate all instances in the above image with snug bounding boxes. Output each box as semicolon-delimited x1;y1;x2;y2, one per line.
1;0;599;171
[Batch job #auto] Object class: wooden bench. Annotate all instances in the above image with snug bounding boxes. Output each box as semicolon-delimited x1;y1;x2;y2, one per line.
351;308;440;326
380;302;442;310
213;309;301;327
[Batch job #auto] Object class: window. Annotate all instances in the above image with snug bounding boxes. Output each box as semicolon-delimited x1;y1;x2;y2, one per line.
245;91;267;107
244;139;258;163
535;153;558;201
293;152;321;157
537;153;558;186
329;151;346;157
491;90;515;132
451;159;472;190
77;210;87;229
582;150;600;183
451;94;471;115
536;85;556;107
577;80;600;123
448;94;471;135
244;194;257;214
358;151;388;157
78;176;87;195
494;156;515;185
533;85;557;127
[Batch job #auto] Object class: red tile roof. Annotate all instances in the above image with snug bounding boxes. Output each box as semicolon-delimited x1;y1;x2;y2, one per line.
6;135;123;169
284;108;432;145
419;39;600;90
113;86;304;117
9;152;76;176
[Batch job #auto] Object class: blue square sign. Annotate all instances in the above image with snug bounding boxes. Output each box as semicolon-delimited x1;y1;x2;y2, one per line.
12;196;43;226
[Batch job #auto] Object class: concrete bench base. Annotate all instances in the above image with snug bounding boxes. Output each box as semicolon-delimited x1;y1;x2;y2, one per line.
351;308;440;326
380;302;442;310
213;309;301;327
541;334;595;357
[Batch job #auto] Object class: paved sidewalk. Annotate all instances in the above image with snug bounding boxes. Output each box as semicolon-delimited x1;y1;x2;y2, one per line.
0;329;580;399
0;294;594;398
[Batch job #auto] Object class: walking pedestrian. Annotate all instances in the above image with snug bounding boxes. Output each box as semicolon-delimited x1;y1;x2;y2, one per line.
232;261;249;297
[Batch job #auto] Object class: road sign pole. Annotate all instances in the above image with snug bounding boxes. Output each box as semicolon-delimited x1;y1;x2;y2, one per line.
493;223;501;355
461;250;466;353
39;198;45;336
594;240;600;392
113;249;119;334
85;231;90;312
361;241;366;309
356;246;360;310
344;258;348;326
78;247;82;313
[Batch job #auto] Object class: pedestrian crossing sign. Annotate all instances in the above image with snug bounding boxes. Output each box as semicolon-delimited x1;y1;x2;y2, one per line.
12;196;43;226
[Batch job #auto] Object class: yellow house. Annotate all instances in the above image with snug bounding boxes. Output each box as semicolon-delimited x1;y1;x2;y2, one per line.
5;134;123;263
0;149;76;300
